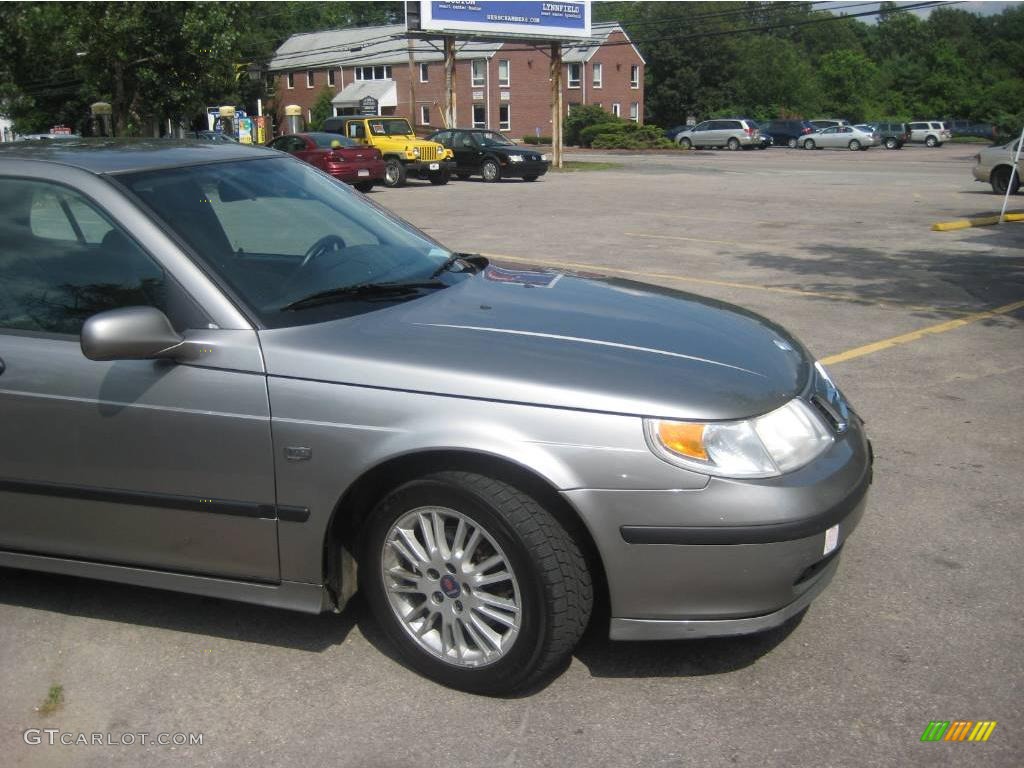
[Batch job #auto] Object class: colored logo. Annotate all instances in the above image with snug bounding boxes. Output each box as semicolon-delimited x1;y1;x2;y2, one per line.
439;575;461;599
920;721;997;742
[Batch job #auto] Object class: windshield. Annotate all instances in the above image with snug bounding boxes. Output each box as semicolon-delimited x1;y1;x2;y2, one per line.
118;157;455;328
368;119;414;136
476;131;516;147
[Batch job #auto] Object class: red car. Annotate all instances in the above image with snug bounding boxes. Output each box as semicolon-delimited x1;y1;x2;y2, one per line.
267;132;386;192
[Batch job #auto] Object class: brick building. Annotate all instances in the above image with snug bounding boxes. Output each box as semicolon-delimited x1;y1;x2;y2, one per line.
267;22;644;139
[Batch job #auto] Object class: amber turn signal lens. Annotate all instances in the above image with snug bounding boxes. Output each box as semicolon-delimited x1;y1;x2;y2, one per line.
657;421;708;461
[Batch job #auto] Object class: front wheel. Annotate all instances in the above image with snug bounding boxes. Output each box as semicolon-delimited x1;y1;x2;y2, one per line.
428;170;450;186
353;181;374;193
727;137;741;151
803;138;816;150
884;138;898;150
384;158;407;188
991;166;1021;195
360;471;593;694
481;158;501;183
678;137;692;150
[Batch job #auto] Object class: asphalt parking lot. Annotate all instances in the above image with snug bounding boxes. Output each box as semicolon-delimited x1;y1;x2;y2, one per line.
3;143;1022;767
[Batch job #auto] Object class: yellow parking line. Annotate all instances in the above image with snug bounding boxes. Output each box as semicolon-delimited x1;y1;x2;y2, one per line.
623;231;757;248
820;299;1024;365
481;252;976;316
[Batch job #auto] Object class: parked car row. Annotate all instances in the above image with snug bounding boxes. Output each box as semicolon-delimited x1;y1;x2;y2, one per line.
669;118;957;152
266;119;551;192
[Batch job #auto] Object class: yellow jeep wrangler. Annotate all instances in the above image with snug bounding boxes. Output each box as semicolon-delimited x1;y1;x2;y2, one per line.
323;116;455;188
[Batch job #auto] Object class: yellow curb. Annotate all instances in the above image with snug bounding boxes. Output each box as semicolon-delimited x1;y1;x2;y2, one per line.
932;212;1024;231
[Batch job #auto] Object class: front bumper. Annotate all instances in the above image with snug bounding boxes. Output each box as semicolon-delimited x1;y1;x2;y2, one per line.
972;165;990;183
405;159;456;175
502;160;551;178
563;420;872;640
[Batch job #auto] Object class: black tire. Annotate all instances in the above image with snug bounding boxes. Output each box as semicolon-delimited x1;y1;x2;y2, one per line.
428;170;450;185
481;158;501;183
353;181;374;193
848;139;861;151
678;137;692;150
384;158;407;188
803;138;816;150
727;137;741;151
991;166;1021;195
787;137;798;149
360;471;592;694
884;137;898;150
522;175;539;182
925;135;938;147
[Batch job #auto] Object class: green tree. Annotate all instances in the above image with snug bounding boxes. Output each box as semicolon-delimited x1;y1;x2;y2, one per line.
309;88;334;131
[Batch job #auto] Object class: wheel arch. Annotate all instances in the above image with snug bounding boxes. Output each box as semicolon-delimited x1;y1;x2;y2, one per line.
322;448;609;616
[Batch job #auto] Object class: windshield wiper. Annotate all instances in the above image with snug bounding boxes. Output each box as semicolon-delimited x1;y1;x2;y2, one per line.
429;252;489;279
281;281;445;311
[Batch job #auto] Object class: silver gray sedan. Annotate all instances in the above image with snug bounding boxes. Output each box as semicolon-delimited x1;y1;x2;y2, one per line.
0;141;871;694
801;125;879;151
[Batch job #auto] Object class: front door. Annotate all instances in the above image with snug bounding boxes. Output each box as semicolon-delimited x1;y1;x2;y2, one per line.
0;176;279;581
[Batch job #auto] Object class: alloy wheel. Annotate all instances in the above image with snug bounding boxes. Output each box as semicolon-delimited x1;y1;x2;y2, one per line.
381;506;522;668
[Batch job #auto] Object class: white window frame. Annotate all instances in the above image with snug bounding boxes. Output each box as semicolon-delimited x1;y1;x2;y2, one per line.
472;59;486;87
354;65;392;81
472;104;486;129
328;69;336;87
630;64;640;89
499;103;510;132
420;105;431;125
611;102;620;118
498;59;510;87
419;62;429;83
567;63;581;89
592;62;602;89
630;101;639;123
306;70;315;88
286;72;294;89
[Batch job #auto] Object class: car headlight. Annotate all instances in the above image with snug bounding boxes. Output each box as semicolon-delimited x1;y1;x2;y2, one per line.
644;398;834;478
413;147;421;158
541;153;549;161
508;154;524;162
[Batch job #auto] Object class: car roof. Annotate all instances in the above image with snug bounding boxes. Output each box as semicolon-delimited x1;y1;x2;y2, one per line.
0;138;276;174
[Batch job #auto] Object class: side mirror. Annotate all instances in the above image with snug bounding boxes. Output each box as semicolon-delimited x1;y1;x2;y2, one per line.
81;306;186;362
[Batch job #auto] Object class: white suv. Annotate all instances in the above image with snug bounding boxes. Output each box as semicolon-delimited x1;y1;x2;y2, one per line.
907;121;951;147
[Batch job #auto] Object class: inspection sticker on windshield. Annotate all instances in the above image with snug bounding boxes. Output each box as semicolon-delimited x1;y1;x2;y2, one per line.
824;524;839;556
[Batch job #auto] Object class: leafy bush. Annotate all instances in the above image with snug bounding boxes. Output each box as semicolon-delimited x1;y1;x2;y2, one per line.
522;135;552;145
564;104;618;146
578;120;632;147
590;125;676;149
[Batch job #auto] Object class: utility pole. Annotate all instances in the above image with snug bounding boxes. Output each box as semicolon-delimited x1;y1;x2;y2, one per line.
550;42;563;168
408;38;417;126
444;36;457;128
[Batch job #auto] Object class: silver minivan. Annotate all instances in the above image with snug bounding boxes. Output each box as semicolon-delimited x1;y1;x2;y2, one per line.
675;119;760;150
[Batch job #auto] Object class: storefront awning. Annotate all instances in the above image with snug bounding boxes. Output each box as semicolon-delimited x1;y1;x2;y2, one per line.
330;80;397;108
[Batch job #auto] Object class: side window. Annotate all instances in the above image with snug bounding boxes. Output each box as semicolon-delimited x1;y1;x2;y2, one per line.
348;123;365;140
0;178;196;336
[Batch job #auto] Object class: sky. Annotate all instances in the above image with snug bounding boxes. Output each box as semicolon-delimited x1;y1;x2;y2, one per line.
827;0;1022;19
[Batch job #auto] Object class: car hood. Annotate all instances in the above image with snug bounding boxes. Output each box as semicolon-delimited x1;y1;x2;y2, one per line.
257;266;812;421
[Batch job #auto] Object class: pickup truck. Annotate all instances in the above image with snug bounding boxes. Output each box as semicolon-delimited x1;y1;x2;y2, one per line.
323;116;455;188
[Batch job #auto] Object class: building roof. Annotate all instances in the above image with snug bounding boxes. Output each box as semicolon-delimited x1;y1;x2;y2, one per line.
268;21;641;71
268;24;504;71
